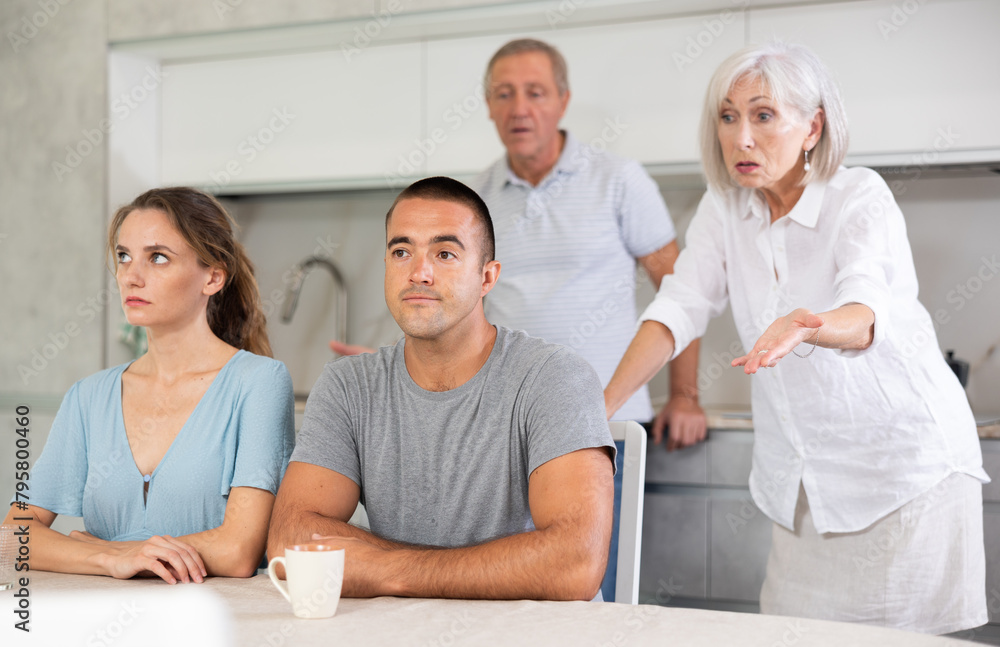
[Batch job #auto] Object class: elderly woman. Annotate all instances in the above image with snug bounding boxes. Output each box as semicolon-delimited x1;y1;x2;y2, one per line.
604;42;987;633
4;187;294;583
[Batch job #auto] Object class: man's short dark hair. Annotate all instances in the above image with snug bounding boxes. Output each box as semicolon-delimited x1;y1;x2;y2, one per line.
386;177;496;265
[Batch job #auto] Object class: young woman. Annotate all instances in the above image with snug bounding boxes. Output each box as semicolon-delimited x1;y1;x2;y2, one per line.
5;187;294;582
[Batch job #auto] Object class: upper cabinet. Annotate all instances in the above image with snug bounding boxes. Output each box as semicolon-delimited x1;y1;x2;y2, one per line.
143;0;1000;193
160;42;423;191
749;0;1000;159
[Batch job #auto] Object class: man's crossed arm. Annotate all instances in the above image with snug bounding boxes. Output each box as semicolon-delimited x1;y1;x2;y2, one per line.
266;447;614;601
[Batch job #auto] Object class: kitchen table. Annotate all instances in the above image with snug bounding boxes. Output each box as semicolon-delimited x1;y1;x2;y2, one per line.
0;570;970;646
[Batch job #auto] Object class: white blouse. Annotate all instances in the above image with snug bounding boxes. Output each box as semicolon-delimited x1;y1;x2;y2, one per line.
641;166;987;533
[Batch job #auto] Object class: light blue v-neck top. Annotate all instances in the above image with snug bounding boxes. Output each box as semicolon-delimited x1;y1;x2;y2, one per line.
26;350;295;541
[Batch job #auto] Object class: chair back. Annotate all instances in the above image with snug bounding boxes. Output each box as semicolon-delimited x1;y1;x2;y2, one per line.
606;420;647;604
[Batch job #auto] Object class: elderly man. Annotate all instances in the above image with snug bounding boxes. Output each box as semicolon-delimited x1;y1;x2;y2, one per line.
469;38;706;450
269;177;615;601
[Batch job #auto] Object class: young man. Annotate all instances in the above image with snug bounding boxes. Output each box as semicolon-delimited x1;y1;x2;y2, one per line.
268;177;615;601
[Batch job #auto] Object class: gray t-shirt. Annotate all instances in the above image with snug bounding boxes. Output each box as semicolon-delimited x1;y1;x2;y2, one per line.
292;326;615;548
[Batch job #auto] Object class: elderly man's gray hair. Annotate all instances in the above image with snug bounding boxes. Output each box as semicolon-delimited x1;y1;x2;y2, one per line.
484;38;570;97
699;41;849;193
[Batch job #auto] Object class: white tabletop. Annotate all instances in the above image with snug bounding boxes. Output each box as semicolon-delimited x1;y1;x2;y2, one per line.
1;571;969;646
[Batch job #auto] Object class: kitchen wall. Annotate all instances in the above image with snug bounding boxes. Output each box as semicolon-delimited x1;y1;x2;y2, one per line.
0;0;108;533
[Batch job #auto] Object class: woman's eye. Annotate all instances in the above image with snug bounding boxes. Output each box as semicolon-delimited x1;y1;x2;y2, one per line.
758;112;773;122
152;252;168;264
117;252;131;263
720;114;734;123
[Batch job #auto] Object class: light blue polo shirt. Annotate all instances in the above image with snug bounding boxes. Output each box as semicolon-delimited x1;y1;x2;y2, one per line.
25;350;295;541
470;131;676;422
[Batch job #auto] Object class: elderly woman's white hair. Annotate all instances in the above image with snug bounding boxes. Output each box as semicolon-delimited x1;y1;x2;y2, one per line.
699;41;849;193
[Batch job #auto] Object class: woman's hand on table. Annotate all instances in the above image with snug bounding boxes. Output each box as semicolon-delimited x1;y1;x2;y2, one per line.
733;308;824;374
92;535;208;584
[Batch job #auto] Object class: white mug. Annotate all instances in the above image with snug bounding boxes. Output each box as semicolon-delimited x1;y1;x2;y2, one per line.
267;545;345;619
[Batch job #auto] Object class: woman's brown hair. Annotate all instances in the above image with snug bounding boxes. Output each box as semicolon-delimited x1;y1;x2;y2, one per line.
107;187;272;357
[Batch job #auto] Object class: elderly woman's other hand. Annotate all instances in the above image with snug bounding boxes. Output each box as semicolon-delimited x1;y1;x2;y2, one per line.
733;308;824;374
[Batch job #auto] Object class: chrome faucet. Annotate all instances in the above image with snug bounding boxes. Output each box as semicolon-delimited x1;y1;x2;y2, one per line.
280;255;348;343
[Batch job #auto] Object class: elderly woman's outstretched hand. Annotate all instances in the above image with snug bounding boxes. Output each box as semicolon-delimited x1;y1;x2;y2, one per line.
733;308;824;374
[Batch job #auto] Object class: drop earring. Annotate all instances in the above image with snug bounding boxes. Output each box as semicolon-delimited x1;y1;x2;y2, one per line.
803;148;811;171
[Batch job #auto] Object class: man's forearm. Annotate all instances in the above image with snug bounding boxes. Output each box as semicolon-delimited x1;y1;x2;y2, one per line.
368;519;606;601
268;507;404;561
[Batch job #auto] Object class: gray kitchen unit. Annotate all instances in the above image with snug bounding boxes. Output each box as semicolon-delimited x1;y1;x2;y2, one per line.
640;421;1000;638
637;422;770;612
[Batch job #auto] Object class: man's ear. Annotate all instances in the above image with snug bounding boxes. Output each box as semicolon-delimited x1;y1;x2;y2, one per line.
481;260;501;298
558;88;571;120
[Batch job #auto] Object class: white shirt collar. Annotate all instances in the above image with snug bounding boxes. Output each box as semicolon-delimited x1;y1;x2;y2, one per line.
743;179;827;229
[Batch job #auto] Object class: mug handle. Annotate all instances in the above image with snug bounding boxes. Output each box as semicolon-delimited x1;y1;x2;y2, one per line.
267;556;292;603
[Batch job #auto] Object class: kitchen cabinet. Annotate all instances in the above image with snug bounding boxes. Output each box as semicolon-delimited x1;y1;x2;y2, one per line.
749;0;1000;159
145;0;999;193
640;428;771;606
160;42;423;190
